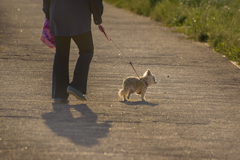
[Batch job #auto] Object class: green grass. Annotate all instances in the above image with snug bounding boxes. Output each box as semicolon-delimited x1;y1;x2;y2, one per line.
104;0;240;64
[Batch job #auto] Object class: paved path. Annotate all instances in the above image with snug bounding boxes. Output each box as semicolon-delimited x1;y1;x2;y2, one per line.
1;0;240;159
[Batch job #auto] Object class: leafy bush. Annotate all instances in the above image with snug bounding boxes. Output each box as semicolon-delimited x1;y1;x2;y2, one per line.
104;0;240;64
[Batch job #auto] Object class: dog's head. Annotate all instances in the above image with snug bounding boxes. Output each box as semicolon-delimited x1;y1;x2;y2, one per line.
143;69;157;86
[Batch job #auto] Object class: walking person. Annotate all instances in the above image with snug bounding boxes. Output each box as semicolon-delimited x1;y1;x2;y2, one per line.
42;0;103;103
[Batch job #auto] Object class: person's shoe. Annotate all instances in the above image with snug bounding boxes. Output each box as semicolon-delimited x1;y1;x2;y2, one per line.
53;98;69;103
67;86;86;101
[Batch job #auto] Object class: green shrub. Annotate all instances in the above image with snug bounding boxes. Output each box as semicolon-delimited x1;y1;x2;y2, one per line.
104;0;240;64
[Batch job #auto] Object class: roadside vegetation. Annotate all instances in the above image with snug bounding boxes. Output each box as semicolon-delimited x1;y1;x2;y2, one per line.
104;0;240;64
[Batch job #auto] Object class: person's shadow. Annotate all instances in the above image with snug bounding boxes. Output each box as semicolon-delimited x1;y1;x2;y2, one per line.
42;104;111;147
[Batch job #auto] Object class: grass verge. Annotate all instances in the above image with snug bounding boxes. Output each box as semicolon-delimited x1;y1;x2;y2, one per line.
104;0;240;64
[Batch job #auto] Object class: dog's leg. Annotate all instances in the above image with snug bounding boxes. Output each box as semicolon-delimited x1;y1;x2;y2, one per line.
127;90;134;99
140;89;147;101
123;89;129;101
123;93;127;101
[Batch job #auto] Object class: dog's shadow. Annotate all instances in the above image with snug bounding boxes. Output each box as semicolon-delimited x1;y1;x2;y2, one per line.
41;103;111;147
120;101;158;107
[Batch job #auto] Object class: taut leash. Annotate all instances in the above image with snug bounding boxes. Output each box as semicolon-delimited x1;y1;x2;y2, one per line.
98;24;140;79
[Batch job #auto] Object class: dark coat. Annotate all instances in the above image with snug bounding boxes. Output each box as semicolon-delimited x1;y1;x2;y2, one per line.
42;0;103;36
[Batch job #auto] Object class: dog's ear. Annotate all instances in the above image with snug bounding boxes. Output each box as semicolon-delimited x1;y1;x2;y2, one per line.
147;69;152;75
144;69;152;76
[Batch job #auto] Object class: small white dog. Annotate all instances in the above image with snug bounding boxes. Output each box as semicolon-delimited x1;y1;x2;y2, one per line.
118;69;157;101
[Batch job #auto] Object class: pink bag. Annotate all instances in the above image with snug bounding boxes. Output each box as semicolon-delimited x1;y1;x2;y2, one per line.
40;18;55;48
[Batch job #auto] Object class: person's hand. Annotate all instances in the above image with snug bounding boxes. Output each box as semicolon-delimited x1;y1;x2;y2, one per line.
98;24;105;33
98;24;111;41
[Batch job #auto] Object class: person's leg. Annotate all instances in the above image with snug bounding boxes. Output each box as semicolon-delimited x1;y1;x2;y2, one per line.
52;36;71;99
69;31;94;94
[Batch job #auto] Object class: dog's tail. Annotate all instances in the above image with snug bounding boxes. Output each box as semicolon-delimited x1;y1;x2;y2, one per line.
118;89;125;98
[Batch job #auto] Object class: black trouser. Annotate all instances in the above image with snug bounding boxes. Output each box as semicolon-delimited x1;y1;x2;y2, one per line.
52;31;93;99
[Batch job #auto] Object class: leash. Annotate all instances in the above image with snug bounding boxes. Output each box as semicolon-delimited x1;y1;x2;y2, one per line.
98;24;141;79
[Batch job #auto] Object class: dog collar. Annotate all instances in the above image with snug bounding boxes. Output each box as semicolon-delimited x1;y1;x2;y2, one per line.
142;79;148;87
145;81;148;87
